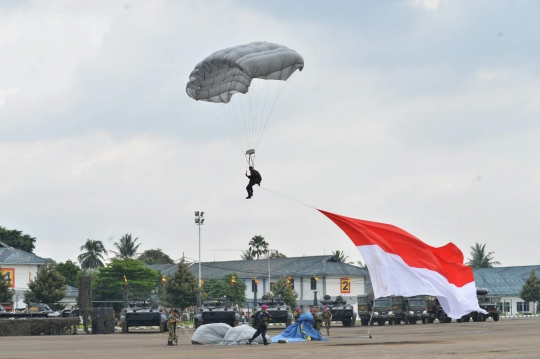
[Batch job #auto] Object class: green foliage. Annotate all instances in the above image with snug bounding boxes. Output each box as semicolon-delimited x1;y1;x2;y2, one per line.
78;239;108;269
466;243;501;268
138;248;174;265
93;259;158;302
270;251;287;259
111;234;141;259
520;270;540;308
163;261;199;309
0;226;36;253
55;260;81;288
240;249;255;260
268;276;298;308
24;263;66;308
332;250;349;263
202;273;247;304
0;265;15;303
249;235;268;259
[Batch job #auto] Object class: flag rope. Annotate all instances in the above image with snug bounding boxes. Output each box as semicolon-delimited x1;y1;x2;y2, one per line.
259;186;315;209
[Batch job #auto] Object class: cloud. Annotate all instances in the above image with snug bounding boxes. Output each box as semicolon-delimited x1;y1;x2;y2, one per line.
412;0;441;11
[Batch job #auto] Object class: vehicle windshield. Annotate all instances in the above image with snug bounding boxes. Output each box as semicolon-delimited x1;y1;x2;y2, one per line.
408;299;426;307
375;299;391;307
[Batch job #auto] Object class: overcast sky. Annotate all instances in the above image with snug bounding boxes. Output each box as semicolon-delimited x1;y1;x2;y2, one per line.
1;0;539;267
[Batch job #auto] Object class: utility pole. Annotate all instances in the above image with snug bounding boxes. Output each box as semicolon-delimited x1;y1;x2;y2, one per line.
266;249;278;294
195;211;205;307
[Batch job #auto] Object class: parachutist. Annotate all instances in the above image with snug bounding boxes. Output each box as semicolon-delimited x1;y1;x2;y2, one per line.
245;166;262;199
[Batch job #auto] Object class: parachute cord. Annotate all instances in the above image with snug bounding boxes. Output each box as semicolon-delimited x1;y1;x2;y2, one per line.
258;186;315;210
367;301;375;339
199;103;245;155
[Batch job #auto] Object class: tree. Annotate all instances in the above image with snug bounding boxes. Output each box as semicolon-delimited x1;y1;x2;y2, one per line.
270;251;287;259
78;239;108;269
111;234;141;259
163;261;199;309
0;226;36;253
356;261;368;269
0;266;15;304
249;235;269;259
202;273;247;304
138;248;175;265
332;250;349;263
240;250;254;260
93;258;159;303
55;260;81;288
520;270;540;314
466;243;501;268
268;276;298;309
24;263;66;310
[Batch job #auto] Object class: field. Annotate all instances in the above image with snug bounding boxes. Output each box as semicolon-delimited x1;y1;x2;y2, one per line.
1;317;538;359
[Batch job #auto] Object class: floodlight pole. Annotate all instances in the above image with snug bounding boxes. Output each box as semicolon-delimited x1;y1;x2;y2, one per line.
195;211;205;307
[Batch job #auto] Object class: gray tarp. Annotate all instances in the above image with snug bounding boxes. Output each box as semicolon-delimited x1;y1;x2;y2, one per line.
191;323;231;344
220;325;270;345
186;42;304;103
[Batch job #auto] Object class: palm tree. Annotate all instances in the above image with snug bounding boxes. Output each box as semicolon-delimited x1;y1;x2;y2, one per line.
111;234;141;259
248;235;269;259
466;243;501;268
270;251;287;259
356;260;367;269
240;250;254;260
332;250;349;263
78;239;108;269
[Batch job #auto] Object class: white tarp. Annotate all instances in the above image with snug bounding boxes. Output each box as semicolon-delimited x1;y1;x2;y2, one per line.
191;323;231;344
220;325;271;345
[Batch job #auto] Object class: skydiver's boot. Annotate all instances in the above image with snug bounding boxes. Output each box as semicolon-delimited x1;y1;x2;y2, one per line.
246;196;251;199
248;339;252;345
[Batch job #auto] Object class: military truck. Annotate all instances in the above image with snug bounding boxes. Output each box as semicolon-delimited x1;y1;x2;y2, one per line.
0;302;51;318
391;296;429;324
194;296;240;329
458;288;501;322
252;295;292;328
120;301;168;333
320;295;357;327
357;294;395;325
426;297;452;323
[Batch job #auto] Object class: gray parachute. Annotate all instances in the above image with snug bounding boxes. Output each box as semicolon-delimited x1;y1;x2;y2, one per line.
186;42;304;103
186;42;304;164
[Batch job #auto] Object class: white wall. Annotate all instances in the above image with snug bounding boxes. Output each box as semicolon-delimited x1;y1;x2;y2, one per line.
499;296;536;315
1;263;41;308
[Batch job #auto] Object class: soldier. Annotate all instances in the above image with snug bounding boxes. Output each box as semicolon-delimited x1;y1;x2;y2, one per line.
322;306;333;336
248;304;272;345
294;307;303;322
167;309;181;346
311;307;323;333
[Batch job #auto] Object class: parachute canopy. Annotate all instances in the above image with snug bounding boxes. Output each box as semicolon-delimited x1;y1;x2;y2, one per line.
186;42;304;104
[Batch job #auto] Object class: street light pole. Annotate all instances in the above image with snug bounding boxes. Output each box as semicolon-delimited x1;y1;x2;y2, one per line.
195;211;205;307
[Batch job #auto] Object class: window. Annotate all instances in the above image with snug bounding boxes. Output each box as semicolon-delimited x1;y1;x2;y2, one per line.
517;301;528;312
310;277;317;290
523;302;530;312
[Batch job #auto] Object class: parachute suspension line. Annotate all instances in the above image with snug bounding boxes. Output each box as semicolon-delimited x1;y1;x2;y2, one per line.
229;97;248;150
218;103;246;151
199;102;244;155
253;77;271;152
211;104;244;151
255;66;299;151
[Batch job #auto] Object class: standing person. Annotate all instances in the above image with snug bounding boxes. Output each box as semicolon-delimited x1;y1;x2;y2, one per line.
167;309;181;346
245;166;261;199
311;307;323;333
294;307;303;322
248;304;271;345
322;306;333;336
239;309;245;323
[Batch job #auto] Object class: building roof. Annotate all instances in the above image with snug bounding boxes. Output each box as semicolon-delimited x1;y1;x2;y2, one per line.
0;242;48;265
149;255;368;280
472;265;540;297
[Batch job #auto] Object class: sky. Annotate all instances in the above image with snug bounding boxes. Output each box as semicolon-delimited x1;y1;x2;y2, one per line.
1;0;539;267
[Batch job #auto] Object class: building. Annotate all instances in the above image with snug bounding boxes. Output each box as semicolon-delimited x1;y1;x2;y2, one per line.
0;240;48;308
473;266;540;315
150;255;368;310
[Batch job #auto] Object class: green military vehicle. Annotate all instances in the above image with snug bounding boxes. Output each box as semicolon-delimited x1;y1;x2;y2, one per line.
358;294;395;325
426;297;452;323
391;296;429;324
357;294;374;326
458;288;501;322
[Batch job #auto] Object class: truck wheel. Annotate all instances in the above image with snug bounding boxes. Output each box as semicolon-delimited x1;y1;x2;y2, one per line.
409;319;417;325
361;319;368;326
122;323;128;333
439;314;446;323
481;315;487;322
342;320;351;327
378;319;385;326
395;319;401;325
286;319;292;327
421;318;427;324
351;319;356;327
388;318;394;325
463;317;470;322
456;318;462;323
427;318;435;323
446;317;452;323
493;314;500;322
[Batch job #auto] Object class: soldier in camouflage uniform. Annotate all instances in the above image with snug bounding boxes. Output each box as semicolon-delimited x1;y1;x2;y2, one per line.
311;307;322;333
322;306;333;336
294;307;303;322
167;309;181;346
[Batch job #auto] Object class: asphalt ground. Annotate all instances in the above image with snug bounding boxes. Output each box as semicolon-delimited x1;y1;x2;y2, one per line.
1;317;538;359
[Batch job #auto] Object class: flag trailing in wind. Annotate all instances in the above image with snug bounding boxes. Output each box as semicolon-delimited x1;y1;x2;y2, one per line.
319;209;486;319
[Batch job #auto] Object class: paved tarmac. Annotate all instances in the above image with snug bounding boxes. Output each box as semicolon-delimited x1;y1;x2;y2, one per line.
1;317;538;359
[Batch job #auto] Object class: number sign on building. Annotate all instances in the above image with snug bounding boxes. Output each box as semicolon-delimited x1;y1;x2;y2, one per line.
1;268;15;288
340;277;351;294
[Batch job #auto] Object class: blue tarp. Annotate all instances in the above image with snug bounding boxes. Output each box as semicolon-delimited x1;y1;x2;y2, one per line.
271;313;329;343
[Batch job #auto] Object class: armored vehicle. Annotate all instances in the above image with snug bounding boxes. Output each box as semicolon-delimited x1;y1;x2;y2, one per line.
194;296;240;329
426;297;452;323
320;295;357;327
458;288;501;322
357;293;374;326
120;301;168;333
391;296;429;324
252;295;292;328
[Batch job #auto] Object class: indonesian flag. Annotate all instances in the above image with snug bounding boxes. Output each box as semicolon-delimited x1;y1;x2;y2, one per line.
319;210;486;319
